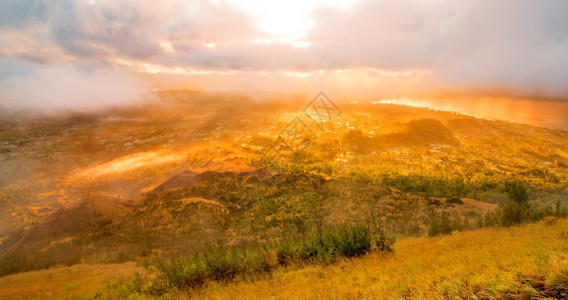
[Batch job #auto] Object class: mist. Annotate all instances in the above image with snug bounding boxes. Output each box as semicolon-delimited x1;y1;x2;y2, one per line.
0;62;147;114
1;0;567;113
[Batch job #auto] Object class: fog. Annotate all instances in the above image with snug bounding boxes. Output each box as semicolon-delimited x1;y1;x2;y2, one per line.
0;62;146;113
1;0;567;112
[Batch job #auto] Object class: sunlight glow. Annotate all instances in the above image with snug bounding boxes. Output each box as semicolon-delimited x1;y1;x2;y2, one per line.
226;0;359;46
334;68;433;77
74;151;184;178
257;13;313;38
284;71;313;78
160;42;174;53
115;58;238;75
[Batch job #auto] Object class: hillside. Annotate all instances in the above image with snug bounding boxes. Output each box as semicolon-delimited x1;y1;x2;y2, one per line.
0;92;567;297
1;93;567;239
0;169;496;276
3;1;568;298
0;193;132;260
1;217;567;299
187;218;568;299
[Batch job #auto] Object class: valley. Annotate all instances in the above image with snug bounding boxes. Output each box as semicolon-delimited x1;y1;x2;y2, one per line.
1;91;568;298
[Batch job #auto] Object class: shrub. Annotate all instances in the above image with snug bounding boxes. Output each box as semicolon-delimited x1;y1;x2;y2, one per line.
500;181;530;226
428;213;469;237
541;216;557;226
156;255;208;290
447;197;464;205
151;224;383;294
373;229;395;252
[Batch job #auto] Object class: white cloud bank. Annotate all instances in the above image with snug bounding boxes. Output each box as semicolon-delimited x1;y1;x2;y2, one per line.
0;0;567;111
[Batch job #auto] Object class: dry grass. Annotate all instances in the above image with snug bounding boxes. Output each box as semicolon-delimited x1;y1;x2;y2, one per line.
187;218;568;299
0;262;143;299
3;220;568;299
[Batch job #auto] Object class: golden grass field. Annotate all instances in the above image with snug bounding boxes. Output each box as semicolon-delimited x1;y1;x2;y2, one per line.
0;262;144;299
189;219;568;299
2;219;568;299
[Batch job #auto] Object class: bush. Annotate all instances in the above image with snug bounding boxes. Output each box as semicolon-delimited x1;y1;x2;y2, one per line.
156;255;208;290
428;213;470;237
297;225;372;264
541;216;558;225
500;181;530;226
374;229;395;252
151;224;385;293
447;197;464;205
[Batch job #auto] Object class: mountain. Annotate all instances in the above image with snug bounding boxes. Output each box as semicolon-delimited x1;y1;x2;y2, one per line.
0;193;132;260
0;167;498;276
0;93;567;291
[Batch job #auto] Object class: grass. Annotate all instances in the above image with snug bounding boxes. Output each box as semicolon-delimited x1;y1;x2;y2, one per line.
0;262;144;299
147;224;384;295
2;220;568;299
181;218;568;299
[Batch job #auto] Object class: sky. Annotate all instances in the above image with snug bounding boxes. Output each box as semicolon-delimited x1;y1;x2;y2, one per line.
1;0;568;111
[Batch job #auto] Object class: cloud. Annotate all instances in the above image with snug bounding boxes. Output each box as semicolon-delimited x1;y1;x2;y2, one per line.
0;0;47;29
307;0;568;95
0;62;145;112
1;0;567;111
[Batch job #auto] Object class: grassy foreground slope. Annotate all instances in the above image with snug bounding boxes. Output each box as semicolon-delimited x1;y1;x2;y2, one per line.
0;262;144;299
189;219;568;299
2;219;566;299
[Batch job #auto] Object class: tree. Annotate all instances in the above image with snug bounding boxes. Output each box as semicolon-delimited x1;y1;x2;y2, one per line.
500;181;530;226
